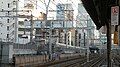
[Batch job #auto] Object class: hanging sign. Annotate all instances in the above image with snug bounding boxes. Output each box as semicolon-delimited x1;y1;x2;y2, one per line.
111;6;119;25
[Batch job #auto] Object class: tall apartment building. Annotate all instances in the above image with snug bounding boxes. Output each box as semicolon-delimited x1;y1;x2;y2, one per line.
56;3;73;20
0;0;17;42
56;3;75;46
76;3;95;47
0;0;45;44
67;29;81;46
17;0;37;44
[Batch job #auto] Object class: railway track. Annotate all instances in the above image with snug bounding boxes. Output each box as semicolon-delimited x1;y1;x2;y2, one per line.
80;54;106;67
37;54;101;67
113;54;120;67
89;56;106;67
34;54;85;67
18;53;106;67
64;54;100;67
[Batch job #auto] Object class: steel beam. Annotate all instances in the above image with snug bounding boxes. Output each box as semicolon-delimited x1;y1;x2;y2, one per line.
107;22;111;67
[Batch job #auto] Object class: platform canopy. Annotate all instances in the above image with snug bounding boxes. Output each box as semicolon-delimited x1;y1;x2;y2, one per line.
81;0;119;30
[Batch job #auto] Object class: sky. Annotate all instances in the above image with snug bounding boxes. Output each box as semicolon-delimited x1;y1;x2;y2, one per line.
18;0;82;20
36;0;82;20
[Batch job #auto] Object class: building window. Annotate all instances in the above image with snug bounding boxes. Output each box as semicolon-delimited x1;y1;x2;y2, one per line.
13;1;16;5
12;8;16;11
1;24;2;27
7;26;9;31
7;19;9;23
79;33;81;39
8;3;10;8
0;17;3;19
68;36;69;38
12;31;14;35
7;34;9;38
12;23;15;27
8;11;10;15
2;9;3;11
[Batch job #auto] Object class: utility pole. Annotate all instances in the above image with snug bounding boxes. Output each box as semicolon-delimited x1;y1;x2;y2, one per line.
87;15;90;62
44;0;52;60
30;14;33;42
0;39;2;67
15;0;18;43
87;30;89;62
107;22;111;67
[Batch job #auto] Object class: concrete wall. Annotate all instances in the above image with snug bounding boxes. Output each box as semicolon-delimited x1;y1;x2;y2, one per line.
0;42;14;63
13;49;37;55
0;42;37;64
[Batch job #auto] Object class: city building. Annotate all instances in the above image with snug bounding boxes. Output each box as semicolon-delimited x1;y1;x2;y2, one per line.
56;3;73;20
76;3;95;47
0;0;17;42
0;0;46;43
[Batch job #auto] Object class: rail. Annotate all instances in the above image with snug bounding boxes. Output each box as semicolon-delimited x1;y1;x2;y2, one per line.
80;54;106;67
64;54;99;67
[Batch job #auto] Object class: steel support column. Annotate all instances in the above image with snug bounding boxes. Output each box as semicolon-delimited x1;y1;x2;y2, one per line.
15;0;18;43
107;22;111;67
30;14;33;42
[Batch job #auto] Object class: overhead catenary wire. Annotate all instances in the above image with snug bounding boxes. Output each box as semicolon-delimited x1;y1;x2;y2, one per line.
51;0;85;28
18;0;54;15
38;0;54;11
57;0;86;27
69;0;88;25
19;0;93;29
69;0;96;36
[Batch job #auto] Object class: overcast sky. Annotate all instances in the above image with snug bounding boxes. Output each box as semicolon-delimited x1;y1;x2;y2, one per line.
36;0;82;20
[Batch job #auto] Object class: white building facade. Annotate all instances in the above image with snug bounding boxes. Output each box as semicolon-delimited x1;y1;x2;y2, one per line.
0;0;17;42
0;0;45;43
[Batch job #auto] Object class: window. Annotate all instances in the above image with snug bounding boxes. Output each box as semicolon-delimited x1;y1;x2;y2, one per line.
7;26;9;31
7;34;9;38
8;3;10;8
18;28;24;31
1;24;2;27
68;36;69;38
12;23;15;27
13;1;16;5
8;11;10;15
0;17;3;19
12;8;16;11
2;9;3;11
7;19;9;23
12;31;14;35
18;21;24;25
79;33;81;39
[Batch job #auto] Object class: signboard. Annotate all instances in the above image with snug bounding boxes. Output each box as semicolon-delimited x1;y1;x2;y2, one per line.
111;6;119;25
